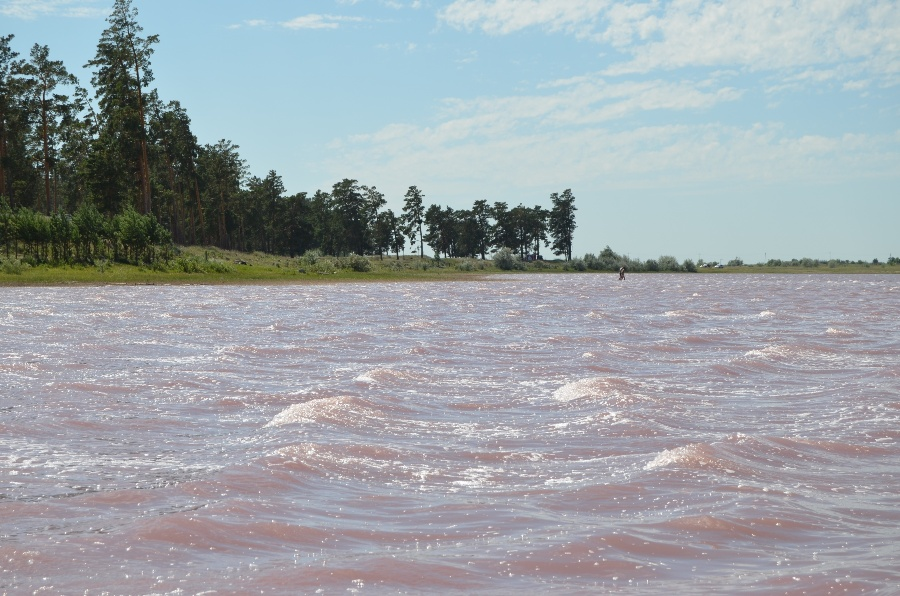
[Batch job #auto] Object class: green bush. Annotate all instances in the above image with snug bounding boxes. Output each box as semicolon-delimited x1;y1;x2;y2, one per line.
1;258;27;275
658;255;681;271
493;247;523;271
347;254;372;272
173;256;232;274
301;249;322;266
205;259;233;273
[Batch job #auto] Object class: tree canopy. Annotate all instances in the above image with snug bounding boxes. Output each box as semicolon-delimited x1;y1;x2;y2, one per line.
0;0;579;266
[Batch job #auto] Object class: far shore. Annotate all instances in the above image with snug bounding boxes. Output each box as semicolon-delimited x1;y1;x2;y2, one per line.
1;246;898;287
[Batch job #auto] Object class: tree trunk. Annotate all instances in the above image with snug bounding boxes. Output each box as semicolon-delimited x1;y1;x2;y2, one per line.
130;42;151;215
41;90;51;213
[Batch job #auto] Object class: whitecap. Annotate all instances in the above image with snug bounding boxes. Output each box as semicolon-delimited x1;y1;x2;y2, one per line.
265;396;381;428
552;377;645;406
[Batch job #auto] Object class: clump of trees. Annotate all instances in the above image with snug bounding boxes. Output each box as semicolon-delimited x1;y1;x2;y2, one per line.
570;246;696;273
0;1;579;268
0;197;169;265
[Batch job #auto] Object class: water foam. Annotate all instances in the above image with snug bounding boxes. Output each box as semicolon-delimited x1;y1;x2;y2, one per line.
552;377;644;406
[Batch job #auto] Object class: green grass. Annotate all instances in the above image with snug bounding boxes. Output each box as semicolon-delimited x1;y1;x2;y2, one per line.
697;263;900;274
0;246;555;286
0;246;897;286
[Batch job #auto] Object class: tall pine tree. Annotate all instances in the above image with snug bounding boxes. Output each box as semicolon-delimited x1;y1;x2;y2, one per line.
86;0;158;215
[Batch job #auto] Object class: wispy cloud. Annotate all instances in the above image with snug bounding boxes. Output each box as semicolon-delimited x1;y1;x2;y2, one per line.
415;76;742;140
333;117;899;203
439;0;900;85
281;14;365;30
439;0;608;37
0;0;105;19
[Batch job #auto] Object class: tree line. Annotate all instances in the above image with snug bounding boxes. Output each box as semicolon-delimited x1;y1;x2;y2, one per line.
0;0;576;266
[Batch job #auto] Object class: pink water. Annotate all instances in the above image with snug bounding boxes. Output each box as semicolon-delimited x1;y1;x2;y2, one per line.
1;274;898;594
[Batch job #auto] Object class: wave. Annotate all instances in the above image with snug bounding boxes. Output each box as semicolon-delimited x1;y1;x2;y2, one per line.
354;368;424;385
552;377;648;407
736;342;846;374
825;327;857;337
265;396;383;428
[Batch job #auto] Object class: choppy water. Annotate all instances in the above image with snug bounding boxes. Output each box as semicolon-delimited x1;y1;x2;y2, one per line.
1;274;898;594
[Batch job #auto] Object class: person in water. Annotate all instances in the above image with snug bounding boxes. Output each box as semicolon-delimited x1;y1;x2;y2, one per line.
619;266;626;280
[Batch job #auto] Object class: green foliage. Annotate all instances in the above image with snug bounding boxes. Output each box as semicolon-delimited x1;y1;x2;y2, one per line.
727;257;744;267
1;258;27;274
568;257;587;271
548;189;576;261
658;255;681;271
493;247;524;270
456;259;475;271
683;259;697;272
301;249;322;266
346;254;372;272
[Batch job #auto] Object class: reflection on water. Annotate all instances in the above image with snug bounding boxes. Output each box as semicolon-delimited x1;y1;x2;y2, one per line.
1;274;899;593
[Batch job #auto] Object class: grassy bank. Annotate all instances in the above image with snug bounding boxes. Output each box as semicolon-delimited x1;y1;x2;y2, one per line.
1;246;898;286
0;246;555;286
697;263;900;274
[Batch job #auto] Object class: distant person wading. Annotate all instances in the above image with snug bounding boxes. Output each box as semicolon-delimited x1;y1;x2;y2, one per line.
619;266;626;280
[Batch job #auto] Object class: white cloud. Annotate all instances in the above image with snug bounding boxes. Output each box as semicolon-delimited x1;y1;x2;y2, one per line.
439;0;900;84
281;14;365;30
322;65;898;205
420;76;742;137
602;0;900;77
0;0;105;19
383;0;422;8
440;0;609;36
332;116;899;204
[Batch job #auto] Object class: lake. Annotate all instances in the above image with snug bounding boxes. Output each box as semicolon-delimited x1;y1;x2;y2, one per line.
1;274;898;593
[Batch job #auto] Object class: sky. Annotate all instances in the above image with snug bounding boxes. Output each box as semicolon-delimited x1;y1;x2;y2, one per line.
3;0;899;262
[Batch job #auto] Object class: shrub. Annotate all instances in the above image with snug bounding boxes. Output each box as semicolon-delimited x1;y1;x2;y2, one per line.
727;257;744;267
205;259;233;274
174;257;232;274
582;253;601;270
645;259;659;272
658;255;681;271
1;258;26;275
493;247;523;271
301;249;322;267
456;259;475;271
683;259;697;272
175;257;203;273
347;254;372;272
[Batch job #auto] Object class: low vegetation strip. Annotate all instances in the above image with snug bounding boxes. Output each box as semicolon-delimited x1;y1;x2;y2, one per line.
1;246;897;286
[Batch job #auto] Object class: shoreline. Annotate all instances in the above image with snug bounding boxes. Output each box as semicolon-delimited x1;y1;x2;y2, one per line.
2;265;898;288
2;246;898;287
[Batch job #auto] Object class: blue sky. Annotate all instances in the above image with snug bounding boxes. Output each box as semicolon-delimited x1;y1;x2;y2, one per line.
4;0;899;262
